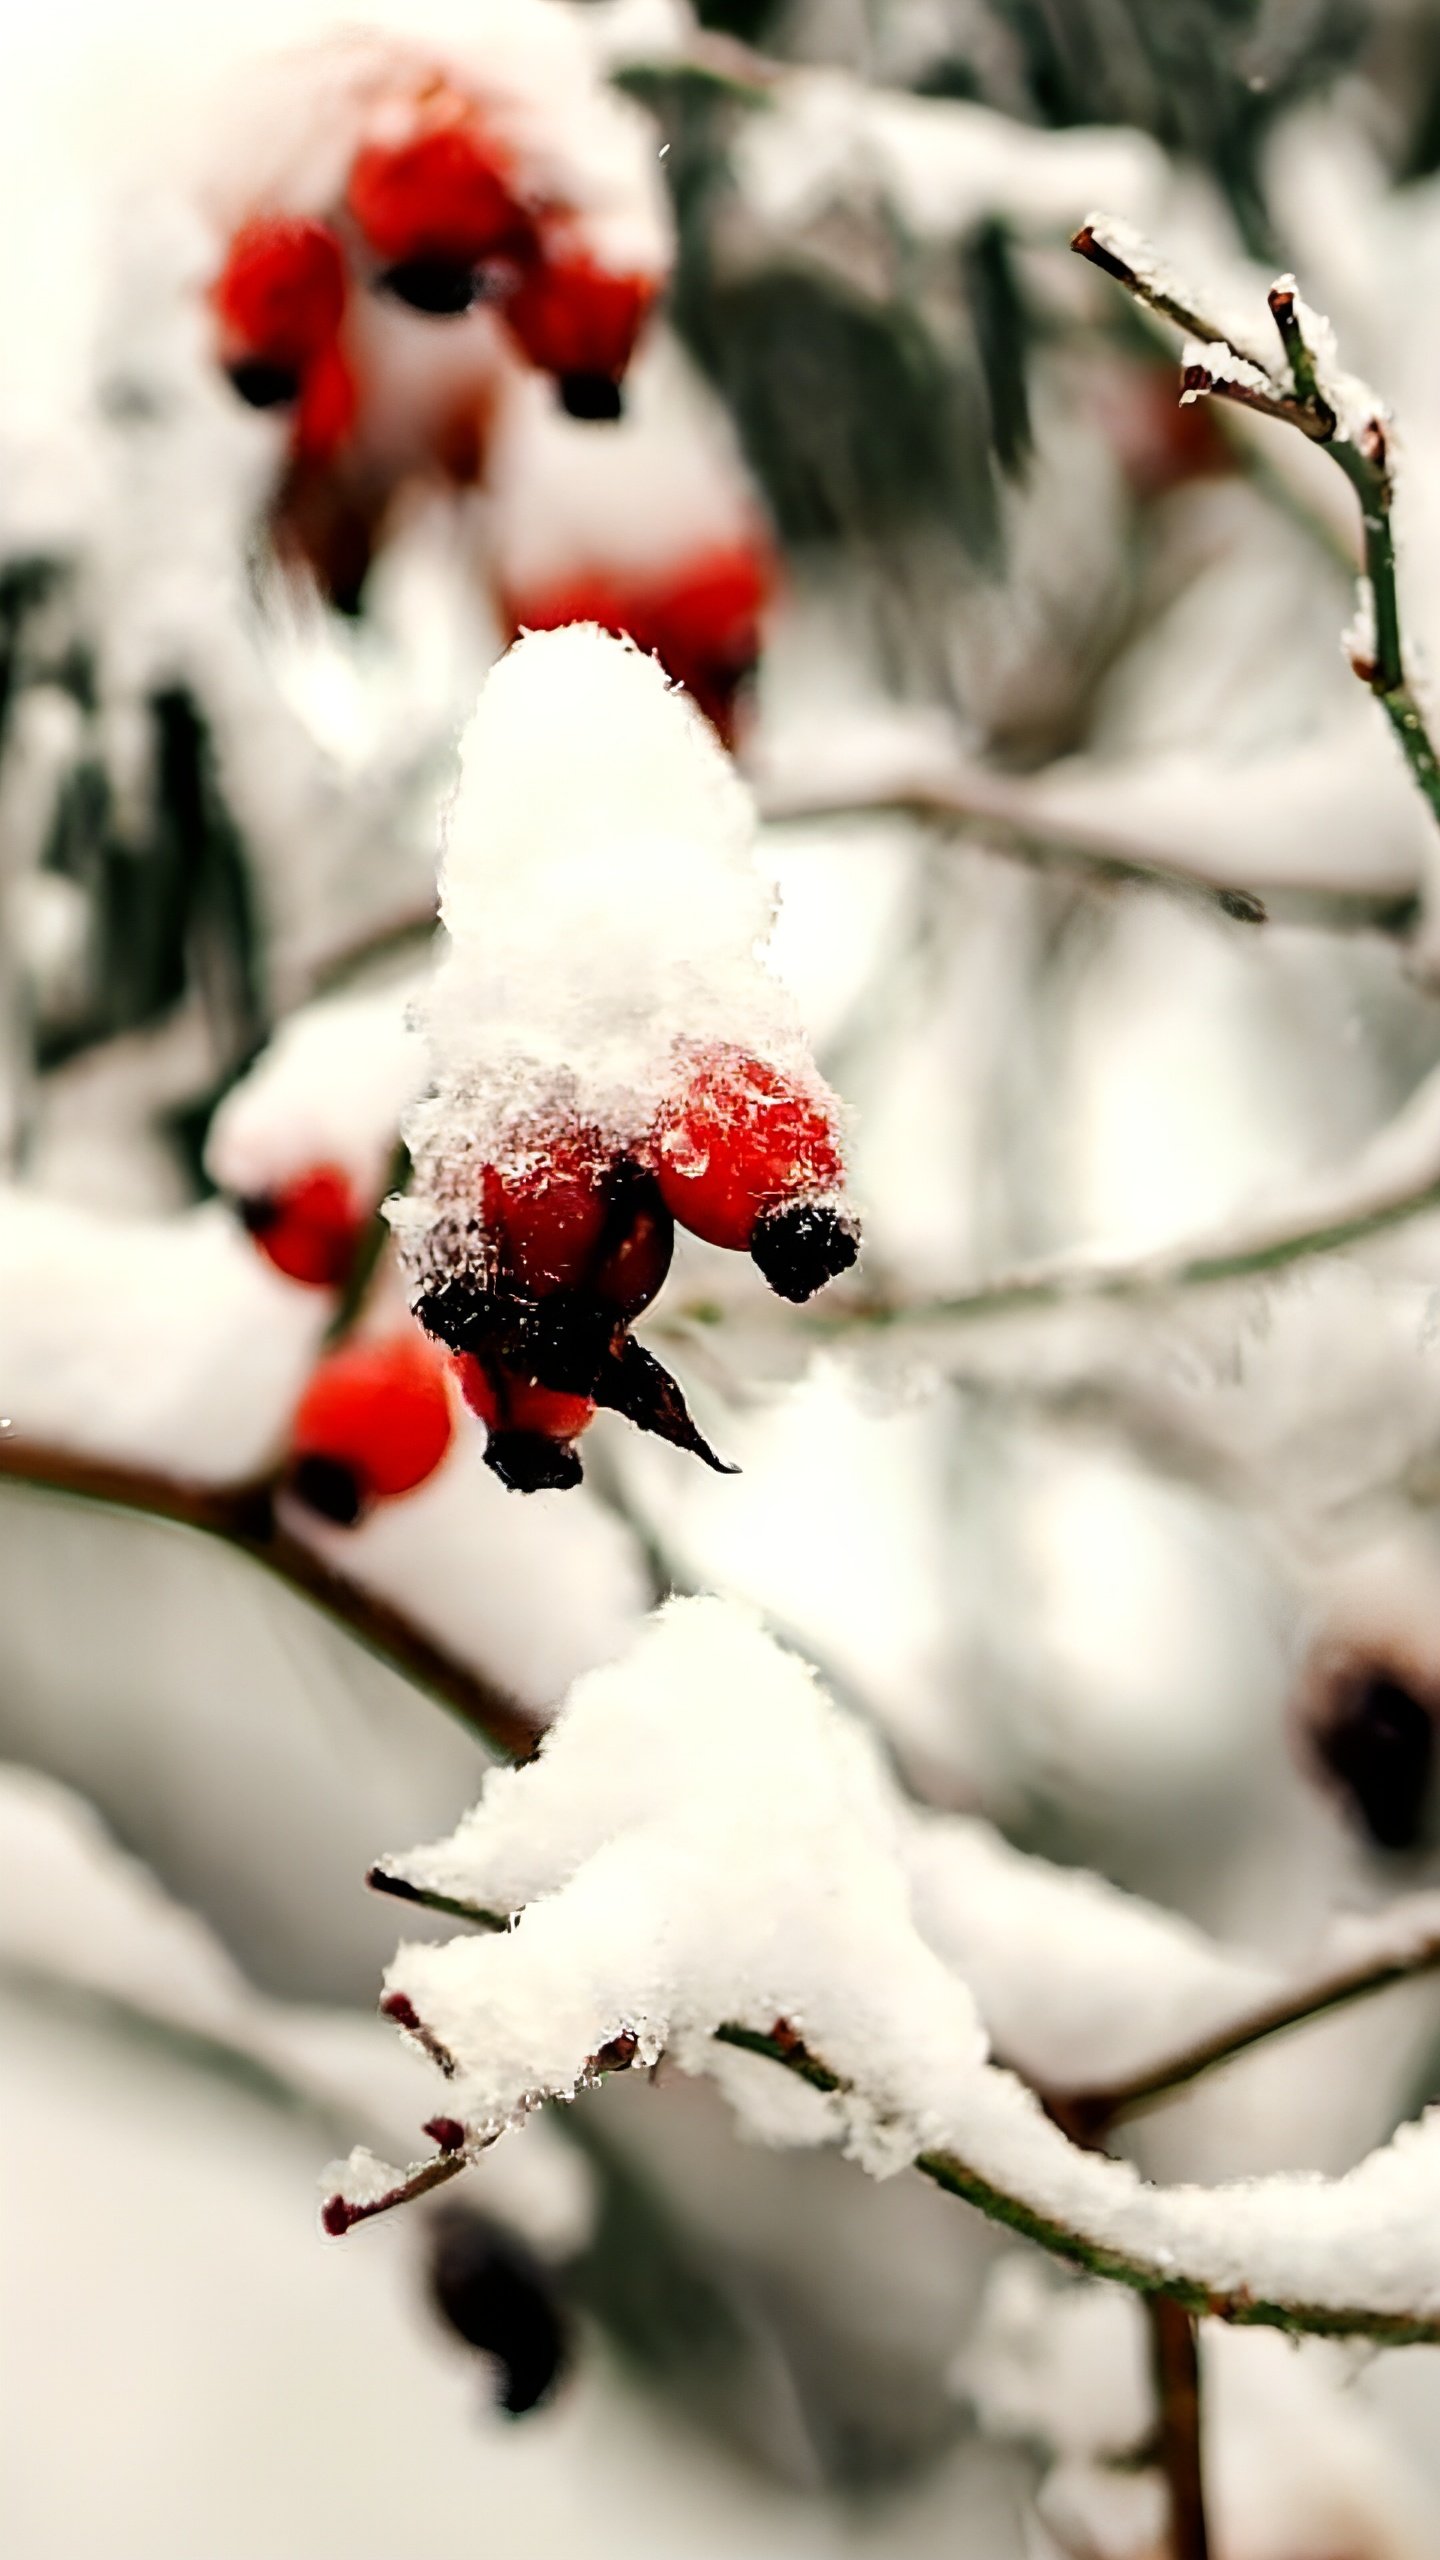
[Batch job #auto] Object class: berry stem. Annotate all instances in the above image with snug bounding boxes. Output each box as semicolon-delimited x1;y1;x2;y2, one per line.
323;1136;412;1349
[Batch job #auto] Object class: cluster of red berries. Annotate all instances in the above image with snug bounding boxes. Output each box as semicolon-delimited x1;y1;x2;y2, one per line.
412;1042;860;1493
212;110;655;463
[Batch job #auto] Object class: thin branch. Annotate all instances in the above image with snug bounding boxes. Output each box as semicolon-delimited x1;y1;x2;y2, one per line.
785;1160;1440;1342
1073;223;1440;847
1147;2297;1210;2560
0;1438;537;1763
756;761;1268;926
1051;1923;1440;2143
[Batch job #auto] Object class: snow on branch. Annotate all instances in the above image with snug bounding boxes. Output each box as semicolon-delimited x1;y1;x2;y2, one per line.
1073;216;1440;853
348;1598;1440;2346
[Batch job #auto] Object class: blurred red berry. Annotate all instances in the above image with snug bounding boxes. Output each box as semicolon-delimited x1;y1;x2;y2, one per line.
504;541;770;746
213;215;349;366
289;1332;455;1524
348;124;529;266
240;1164;363;1288
503;254;653;410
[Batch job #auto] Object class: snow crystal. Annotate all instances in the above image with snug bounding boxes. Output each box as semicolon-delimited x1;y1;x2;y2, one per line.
368;1598;1440;2332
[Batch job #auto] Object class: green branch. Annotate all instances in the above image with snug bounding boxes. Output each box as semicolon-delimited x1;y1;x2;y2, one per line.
1072;225;1440;847
356;1879;1440;2347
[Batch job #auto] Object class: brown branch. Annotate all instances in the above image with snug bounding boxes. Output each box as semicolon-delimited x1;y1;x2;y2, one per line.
1048;1923;1440;2144
1148;2298;1210;2560
0;1438;537;1762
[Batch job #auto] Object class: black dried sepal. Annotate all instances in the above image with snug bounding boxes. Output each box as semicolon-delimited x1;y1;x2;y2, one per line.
226;357;301;410
427;2206;571;2417
493;1290;616;1397
594;1336;737;1474
377;257;480;316
484;1431;585;1495
415;1276;501;1358
750;1200;860;1303
290;1454;365;1526
237;1192;278;1236
558;371;624;422
1313;1669;1436;1854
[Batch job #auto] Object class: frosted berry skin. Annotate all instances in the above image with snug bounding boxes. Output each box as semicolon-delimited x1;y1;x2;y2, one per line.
211;217;357;463
239;1164;363;1289
288;1333;455;1524
654;1048;860;1301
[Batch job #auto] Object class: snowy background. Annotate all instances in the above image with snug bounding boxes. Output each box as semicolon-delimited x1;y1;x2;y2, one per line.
12;0;1440;2554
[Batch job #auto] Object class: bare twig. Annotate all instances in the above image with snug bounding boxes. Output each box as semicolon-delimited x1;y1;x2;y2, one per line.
779;1159;1440;1343
1148;2298;1210;2560
1050;1922;1440;2143
757;760;1268;925
0;1439;536;1762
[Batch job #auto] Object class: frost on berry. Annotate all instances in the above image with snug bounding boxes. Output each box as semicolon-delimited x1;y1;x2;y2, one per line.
390;626;859;1485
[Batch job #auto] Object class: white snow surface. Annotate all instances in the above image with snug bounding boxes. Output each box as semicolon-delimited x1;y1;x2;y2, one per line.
0;1189;325;1480
393;626;843;1286
0;1759;593;2256
205;971;427;1203
734;79;1164;249
370;1598;1440;2331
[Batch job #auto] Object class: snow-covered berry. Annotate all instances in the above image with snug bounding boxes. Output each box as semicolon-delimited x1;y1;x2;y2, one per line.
287;1332;455;1524
239;1164;364;1289
505;542;769;747
654;1047;859;1301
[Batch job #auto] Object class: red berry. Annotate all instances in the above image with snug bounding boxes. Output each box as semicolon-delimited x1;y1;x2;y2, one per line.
591;1182;673;1320
348;124;529;266
213;217;348;365
240;1164;363;1288
453;1353;594;1444
289;1332;455;1522
500;543;770;747
295;338;359;464
480;1135;613;1296
638;546;770;747
503;254;653;392
654;1050;845;1251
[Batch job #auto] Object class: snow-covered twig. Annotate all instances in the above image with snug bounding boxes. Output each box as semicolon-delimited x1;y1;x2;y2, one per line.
1073;219;1440;849
0;1438;535;1761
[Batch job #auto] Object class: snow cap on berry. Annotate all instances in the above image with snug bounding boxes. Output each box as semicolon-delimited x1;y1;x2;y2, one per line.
390;625;846;1303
